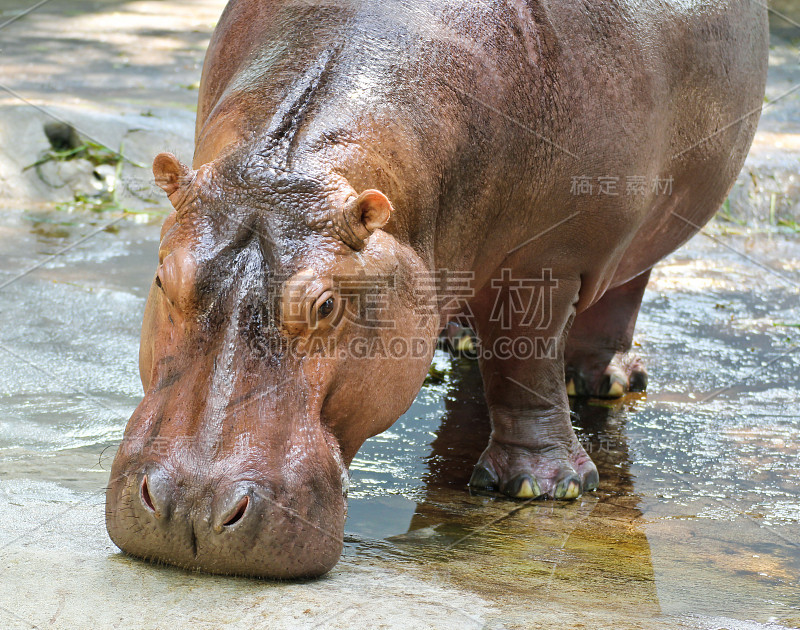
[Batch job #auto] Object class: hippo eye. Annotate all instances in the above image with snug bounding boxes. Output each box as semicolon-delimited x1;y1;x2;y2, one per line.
317;297;335;319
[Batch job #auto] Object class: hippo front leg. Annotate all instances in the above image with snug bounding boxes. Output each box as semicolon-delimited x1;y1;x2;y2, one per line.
467;274;598;500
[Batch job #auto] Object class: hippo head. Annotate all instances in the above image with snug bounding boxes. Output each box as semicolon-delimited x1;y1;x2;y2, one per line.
105;152;438;578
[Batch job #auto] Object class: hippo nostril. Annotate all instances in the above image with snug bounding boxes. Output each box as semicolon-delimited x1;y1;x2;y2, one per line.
222;496;249;528
140;475;158;516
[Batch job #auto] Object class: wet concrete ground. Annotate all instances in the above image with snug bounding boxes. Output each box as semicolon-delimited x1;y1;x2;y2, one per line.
0;1;799;629
0;212;797;629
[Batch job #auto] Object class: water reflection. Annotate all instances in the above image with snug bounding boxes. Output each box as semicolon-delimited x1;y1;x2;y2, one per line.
363;357;662;623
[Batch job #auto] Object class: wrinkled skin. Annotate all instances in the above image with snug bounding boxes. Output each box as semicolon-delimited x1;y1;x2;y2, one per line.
106;0;768;578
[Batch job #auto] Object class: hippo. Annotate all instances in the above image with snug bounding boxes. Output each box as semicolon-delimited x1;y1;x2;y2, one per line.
106;0;768;578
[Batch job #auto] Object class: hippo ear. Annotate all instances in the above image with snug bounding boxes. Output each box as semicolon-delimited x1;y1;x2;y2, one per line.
153;153;193;206
339;190;393;248
352;189;392;233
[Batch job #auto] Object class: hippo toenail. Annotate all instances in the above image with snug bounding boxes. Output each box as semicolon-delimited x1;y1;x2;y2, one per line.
582;468;600;492
455;333;475;354
600;373;627;399
507;476;541;499
555;476;582;500
566;379;577;397
469;465;498;490
629;370;648;392
607;380;625;398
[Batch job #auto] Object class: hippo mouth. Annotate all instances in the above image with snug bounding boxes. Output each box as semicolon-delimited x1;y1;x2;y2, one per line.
106;452;347;579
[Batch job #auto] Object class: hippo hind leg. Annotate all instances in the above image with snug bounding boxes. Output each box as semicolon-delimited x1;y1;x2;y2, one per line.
564;269;651;399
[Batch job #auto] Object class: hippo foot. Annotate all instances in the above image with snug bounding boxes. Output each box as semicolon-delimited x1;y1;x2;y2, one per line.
468;439;599;500
564;351;647;399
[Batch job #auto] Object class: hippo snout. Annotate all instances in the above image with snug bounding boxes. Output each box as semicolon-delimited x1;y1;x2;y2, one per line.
137;468;251;530
106;460;346;579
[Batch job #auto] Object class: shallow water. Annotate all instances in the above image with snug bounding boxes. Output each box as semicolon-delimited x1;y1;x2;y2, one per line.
0;209;798;629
